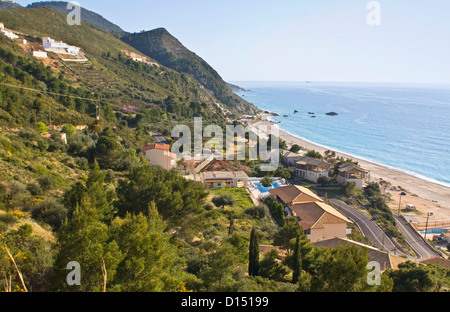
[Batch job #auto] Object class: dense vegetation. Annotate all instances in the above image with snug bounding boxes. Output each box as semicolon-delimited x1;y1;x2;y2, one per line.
121;28;258;116
0;7;229;128
0;4;448;293
9;1;258;116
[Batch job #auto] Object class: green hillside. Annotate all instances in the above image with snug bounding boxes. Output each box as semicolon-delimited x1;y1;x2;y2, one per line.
0;7;230;128
5;1;258;117
122;28;259;115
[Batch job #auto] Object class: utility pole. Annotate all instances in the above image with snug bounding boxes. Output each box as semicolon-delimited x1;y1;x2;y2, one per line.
424;212;434;241
398;194;403;216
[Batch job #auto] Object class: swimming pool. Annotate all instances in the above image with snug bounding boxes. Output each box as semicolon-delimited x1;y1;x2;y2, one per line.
419;229;445;235
254;182;281;193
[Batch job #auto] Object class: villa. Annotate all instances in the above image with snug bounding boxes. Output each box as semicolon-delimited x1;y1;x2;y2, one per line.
142;143;177;171
294;156;331;183
199;171;249;189
336;163;370;189
268;185;323;206
42;37;80;55
268;185;352;242
281;150;305;167
0;22;19;40
314;238;408;271
290;201;352;242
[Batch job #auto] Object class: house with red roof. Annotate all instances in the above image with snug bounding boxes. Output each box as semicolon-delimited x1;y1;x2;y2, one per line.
142;144;177;170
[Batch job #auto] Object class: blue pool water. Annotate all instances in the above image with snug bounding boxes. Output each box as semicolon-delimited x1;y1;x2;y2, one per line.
255;182;281;193
419;229;445;235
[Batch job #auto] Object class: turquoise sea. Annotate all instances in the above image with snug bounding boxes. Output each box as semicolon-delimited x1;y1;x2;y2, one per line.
233;81;450;187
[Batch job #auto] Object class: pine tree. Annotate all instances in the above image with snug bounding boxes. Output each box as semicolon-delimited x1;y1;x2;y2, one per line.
248;227;259;277
53;197;123;292
292;235;302;284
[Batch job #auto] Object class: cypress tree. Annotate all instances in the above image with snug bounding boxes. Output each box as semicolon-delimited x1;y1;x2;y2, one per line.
228;212;235;236
248;227;260;277
292;235;302;284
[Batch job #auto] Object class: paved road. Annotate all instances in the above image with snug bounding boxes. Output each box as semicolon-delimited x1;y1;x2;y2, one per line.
329;199;403;256
394;215;442;260
152;132;168;144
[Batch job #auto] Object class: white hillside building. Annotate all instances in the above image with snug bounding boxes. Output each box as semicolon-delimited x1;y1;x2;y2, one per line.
0;22;19;40
42;37;80;55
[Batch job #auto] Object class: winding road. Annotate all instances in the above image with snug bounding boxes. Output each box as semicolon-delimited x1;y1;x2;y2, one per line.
393;215;442;260
329;199;400;254
329;199;442;260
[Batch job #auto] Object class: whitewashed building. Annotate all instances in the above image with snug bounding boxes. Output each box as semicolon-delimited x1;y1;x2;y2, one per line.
0;22;19;40
32;50;48;58
42;37;80;55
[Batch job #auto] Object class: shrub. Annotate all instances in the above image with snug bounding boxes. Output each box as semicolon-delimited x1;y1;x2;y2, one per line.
67;132;95;156
0;213;17;225
245;205;267;220
261;176;273;188
318;176;330;187
203;203;214;211
62;124;76;137
105;169;116;183
212;194;236;209
31;198;67;230
38;175;56;191
264;198;285;226
75;157;89;170
27;182;43;196
289;144;302;153
37;122;48;133
9;181;28;198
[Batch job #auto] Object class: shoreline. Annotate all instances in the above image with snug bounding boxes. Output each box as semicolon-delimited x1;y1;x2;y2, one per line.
252;112;450;221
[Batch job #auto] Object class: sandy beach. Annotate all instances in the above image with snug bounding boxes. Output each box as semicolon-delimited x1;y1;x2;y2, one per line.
252;113;450;222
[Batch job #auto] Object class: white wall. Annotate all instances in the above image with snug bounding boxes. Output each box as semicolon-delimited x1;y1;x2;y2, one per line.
145;149;176;170
308;223;347;242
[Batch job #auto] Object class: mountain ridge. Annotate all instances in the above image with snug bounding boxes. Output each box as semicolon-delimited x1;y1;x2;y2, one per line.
0;7;227;128
5;1;258;115
0;1;22;10
27;1;126;36
122;28;258;115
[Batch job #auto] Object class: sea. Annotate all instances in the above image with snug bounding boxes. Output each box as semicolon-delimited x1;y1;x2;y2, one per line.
233;81;450;188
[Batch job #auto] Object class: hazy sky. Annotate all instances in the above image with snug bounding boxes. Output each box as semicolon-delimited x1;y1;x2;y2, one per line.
14;0;450;84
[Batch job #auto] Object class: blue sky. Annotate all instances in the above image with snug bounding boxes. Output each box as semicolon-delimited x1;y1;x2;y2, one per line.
14;0;450;84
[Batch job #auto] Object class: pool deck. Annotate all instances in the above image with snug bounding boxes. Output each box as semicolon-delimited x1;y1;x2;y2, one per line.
246;178;288;203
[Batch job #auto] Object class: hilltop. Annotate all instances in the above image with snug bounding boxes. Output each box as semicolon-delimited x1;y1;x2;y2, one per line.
27;1;126;36
0;7;231;129
122;28;258;115
0;1;22;10
7;1;258;115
